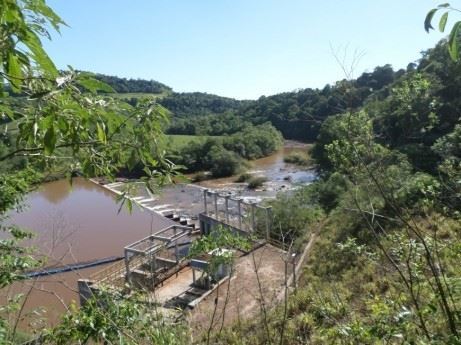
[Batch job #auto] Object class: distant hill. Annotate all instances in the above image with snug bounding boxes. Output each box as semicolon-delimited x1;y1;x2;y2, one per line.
83;66;407;141
4;66;407;141
91;74;249;119
158;92;252;118
157;64;405;141
236;64;405;141
92;73;172;94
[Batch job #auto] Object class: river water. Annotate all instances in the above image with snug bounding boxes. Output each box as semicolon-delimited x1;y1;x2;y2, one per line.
1;141;315;330
1;178;176;329
8;179;175;265
196;141;316;201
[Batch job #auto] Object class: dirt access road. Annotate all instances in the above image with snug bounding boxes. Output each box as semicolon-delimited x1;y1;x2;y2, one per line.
188;244;292;335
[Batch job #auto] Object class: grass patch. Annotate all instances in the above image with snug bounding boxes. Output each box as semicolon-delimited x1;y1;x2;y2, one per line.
192;171;210;182
284;151;311;166
235;172;252;183
247;176;267;189
166;134;221;150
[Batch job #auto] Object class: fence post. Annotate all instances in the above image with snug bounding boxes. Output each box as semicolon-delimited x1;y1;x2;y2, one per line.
203;189;208;214
266;206;272;241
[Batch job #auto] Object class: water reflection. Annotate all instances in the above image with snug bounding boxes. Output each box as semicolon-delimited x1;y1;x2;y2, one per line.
10;178;175;264
3;177;176;329
39;179;73;204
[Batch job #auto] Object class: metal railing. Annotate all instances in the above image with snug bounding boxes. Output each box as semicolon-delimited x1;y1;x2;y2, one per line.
90;255;145;289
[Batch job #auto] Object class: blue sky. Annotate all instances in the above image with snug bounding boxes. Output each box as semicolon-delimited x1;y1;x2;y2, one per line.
45;0;445;99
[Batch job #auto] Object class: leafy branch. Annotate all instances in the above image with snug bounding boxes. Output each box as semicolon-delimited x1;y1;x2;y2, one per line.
425;3;461;61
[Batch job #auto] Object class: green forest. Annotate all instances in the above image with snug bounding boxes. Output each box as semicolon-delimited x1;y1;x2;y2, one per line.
228;40;461;343
2;0;461;344
85;65;403;141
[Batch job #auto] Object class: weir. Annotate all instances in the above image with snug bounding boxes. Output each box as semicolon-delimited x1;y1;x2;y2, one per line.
77;186;274;309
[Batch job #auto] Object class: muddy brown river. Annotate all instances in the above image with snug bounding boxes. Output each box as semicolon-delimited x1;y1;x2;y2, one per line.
2;178;176;329
1;141;315;330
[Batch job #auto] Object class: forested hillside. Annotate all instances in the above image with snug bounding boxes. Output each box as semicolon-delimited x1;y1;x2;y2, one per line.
161;65;405;140
160;92;252;135
92;73;172;94
215;39;461;344
159;92;249;117
78;65;405;140
237;64;404;141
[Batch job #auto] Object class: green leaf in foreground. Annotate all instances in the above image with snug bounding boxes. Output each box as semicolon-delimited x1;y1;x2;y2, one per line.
77;75;115;94
439;12;449;32
448;21;461;61
43;125;57;155
425;8;438;32
6;53;23;92
96;122;106;143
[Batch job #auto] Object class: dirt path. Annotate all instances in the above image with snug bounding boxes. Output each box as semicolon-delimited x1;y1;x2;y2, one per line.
187;230;320;340
188;244;291;337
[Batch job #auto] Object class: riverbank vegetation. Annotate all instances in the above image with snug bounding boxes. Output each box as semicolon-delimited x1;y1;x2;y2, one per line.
247;176;267;189
166;134;220;150
169;123;283;178
283;151;312;166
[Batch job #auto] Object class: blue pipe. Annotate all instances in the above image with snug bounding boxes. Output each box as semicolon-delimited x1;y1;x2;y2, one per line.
23;256;124;278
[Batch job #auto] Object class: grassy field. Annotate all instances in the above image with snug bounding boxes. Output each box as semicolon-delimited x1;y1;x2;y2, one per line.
165;134;221;150
107;91;170;100
0;123;217;151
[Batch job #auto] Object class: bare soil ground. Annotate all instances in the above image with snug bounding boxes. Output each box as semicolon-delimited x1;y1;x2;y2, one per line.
187;243;291;335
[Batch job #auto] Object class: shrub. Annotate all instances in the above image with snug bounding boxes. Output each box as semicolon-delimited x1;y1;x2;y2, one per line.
207;146;242;178
223;123;283;160
235;172;252;182
284;151;311;166
247;176;267;189
193;171;209;182
172;124;282;175
269;186;324;243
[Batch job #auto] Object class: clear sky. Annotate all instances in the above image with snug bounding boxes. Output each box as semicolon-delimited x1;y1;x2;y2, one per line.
44;0;445;100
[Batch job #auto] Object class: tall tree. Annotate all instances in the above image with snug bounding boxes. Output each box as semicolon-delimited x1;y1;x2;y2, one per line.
0;1;178;343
